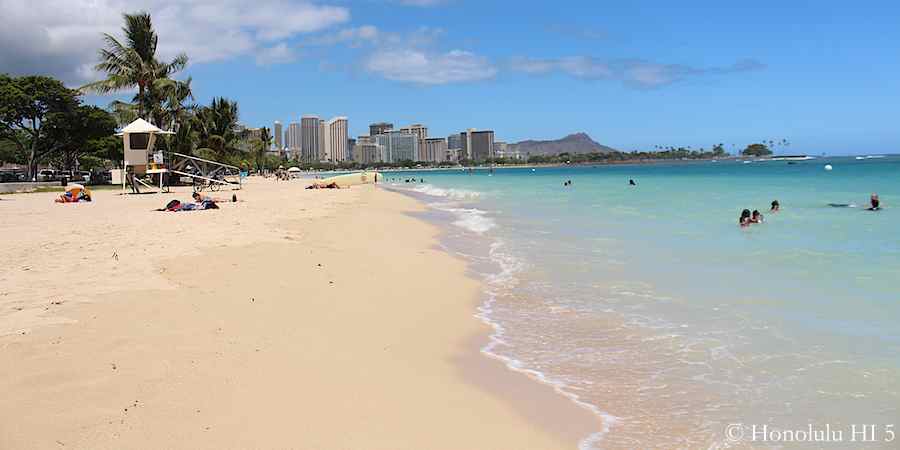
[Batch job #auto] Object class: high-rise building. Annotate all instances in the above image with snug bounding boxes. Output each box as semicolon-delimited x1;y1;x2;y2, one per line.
461;129;495;162
493;141;522;160
400;124;428;160
326;117;349;162
273;121;283;152
287;122;301;160
318;119;326;162
447;133;462;148
375;131;418;163
347;138;356;161
369;122;393;136
423;137;447;163
235;125;263;153
353;136;381;165
300;115;320;162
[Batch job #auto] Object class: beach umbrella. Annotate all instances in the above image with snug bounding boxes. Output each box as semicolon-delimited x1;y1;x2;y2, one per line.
287;167;301;173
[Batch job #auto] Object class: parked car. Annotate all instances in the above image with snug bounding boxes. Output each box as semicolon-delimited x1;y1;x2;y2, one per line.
37;169;57;181
0;171;24;182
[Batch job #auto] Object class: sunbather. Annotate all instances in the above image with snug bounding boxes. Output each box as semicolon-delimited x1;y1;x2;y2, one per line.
55;185;91;203
157;199;219;212
306;181;341;189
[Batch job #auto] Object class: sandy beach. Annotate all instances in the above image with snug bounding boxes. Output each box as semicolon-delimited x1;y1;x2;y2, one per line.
0;179;598;449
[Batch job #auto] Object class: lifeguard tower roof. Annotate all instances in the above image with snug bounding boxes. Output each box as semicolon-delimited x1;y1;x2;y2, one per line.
116;118;174;136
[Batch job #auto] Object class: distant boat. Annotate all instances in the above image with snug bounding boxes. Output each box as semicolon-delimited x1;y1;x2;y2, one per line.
766;155;815;161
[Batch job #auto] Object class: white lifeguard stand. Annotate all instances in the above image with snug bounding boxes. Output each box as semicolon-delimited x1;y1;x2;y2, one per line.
117;118;174;194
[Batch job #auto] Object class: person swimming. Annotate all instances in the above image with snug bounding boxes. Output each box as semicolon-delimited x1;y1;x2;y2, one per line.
739;209;752;227
750;210;764;224
629;179;637;186
868;193;881;211
770;200;780;212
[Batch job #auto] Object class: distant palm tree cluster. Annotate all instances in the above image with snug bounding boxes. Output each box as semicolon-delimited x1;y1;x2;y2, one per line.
80;12;273;171
649;138;791;157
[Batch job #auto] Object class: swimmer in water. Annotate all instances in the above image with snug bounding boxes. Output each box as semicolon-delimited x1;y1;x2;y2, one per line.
750;210;764;224
629;179;636;186
739;209;752;227
770;200;780;212
868;193;881;211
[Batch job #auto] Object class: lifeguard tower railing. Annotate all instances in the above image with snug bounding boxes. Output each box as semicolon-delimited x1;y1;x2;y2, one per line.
168;152;242;190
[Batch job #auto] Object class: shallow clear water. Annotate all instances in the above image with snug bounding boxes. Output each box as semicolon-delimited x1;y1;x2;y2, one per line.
386;156;900;449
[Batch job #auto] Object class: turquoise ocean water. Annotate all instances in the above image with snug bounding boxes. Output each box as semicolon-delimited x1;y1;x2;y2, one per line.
387;156;899;449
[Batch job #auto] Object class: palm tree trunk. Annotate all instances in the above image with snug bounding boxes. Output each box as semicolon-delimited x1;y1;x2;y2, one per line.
138;82;145;119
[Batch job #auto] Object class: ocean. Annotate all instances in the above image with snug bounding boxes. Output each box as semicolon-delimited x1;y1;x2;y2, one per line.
386;156;900;449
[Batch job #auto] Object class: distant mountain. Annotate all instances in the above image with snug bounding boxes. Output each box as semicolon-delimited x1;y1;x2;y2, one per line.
508;133;617;156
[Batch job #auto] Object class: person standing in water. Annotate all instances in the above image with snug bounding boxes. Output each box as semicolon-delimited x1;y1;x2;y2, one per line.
770;200;780;212
868;193;881;211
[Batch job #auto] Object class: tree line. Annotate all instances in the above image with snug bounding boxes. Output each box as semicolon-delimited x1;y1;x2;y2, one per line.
0;12;276;180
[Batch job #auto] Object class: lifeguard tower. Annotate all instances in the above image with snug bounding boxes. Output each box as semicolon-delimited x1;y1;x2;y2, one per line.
117;118;242;194
118;118;173;194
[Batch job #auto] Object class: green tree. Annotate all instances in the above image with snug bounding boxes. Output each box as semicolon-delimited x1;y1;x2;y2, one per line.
151;77;195;154
47;105;118;171
80;12;188;120
742;143;772;157
251;126;272;172
153;77;194;131
0;75;79;179
712;143;727;156
193;97;240;159
0;130;26;165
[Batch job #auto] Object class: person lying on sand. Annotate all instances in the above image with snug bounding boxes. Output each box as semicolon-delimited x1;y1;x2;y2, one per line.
306;182;341;189
156;199;219;212
192;192;237;203
55;185;91;203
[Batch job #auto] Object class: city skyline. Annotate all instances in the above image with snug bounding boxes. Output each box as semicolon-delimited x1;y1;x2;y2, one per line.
270;114;502;163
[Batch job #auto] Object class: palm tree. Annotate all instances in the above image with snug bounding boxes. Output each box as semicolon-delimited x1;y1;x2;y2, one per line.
81;12;188;121
253;127;272;171
154;77;194;131
194;97;240;158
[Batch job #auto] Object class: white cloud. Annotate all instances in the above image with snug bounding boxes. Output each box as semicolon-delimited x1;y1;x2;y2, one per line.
364;49;497;85
256;43;298;66
306;25;443;49
306;25;381;47
307;25;485;86
510;56;765;88
0;0;349;85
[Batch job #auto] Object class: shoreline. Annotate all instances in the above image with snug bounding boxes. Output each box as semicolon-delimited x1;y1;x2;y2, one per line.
0;180;599;449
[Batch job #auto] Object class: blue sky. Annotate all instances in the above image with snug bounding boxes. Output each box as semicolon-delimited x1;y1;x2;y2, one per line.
4;0;899;154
